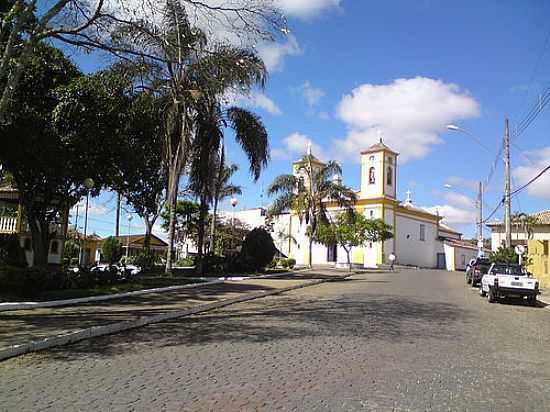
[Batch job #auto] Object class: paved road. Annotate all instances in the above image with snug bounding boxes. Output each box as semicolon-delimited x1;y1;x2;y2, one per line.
1;269;549;411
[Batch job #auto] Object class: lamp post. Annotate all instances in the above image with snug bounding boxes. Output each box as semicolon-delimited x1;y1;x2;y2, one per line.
78;178;94;266
126;214;133;258
230;197;238;252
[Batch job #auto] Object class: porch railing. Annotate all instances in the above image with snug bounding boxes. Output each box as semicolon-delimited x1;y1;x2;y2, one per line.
0;216;18;234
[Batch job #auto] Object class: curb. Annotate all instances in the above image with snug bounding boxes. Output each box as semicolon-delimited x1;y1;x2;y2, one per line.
0;271;302;312
0;275;339;362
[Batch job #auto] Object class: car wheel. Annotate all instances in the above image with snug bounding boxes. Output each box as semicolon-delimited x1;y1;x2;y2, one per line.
480;286;487;297
528;295;537;307
488;287;497;303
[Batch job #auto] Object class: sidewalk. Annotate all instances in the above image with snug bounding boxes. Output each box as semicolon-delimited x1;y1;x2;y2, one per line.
0;270;351;361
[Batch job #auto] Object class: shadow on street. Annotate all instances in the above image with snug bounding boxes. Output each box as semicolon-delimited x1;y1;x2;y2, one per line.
41;289;466;361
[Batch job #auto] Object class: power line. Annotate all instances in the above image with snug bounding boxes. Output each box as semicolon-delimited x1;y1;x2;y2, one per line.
511;84;550;140
510;163;550;197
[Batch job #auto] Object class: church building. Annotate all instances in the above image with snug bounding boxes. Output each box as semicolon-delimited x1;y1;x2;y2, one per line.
267;141;479;270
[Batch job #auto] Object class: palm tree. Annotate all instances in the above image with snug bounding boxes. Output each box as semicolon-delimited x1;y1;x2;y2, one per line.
267;155;357;268
113;0;268;272
189;103;269;260
209;163;242;254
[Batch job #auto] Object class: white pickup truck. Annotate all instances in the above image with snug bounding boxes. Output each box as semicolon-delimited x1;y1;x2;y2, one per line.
480;263;539;305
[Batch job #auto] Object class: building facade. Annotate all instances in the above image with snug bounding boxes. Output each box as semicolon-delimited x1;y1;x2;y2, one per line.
231;142;479;270
0;187;67;266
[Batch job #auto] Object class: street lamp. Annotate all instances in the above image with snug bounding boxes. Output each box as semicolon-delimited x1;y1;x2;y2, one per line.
126;214;133;258
230;197;238;252
446;124;492;153
78;178;94;266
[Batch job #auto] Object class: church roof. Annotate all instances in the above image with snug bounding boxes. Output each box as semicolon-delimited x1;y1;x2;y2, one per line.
360;141;399;155
292;153;326;166
439;223;462;235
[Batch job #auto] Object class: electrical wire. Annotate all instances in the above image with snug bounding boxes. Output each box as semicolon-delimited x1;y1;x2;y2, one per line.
510;163;550;197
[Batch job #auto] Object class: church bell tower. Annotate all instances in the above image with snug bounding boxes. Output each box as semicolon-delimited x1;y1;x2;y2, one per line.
360;139;398;200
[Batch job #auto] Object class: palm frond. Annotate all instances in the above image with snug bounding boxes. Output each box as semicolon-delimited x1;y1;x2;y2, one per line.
267;174;297;196
226;107;269;180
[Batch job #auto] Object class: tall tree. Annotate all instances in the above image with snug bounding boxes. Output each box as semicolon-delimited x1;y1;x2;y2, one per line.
116;90;167;251
209;163;242;253
268;156;358;268
316;210;393;271
112;1;270;273
0;43;129;266
0;0;286;124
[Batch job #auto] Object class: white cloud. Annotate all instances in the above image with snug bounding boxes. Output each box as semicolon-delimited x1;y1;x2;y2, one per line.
334;77;480;163
513;146;550;199
70;202;110;217
272;132;326;161
423;205;477;225
422;185;478;226
302;81;325;107
256;34;301;72
442;192;476;210
226;90;282;115
276;0;342;19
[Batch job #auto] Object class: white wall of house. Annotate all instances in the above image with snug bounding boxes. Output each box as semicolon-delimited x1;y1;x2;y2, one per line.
19;235;63;266
490;225;550;251
394;213;438;268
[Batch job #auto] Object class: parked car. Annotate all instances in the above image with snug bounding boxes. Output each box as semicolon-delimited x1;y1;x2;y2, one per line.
466;257;491;286
480;263;539;305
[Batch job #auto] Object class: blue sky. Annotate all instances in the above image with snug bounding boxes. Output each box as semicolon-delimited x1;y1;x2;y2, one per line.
67;0;550;239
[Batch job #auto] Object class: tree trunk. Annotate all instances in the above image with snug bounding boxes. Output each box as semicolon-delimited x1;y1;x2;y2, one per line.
308;236;313;268
164;172;179;274
344;246;351;272
208;141;224;254
144;217;153;252
28;216;51;267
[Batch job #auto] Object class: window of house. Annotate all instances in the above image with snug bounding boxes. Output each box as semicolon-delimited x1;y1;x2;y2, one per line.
50;240;59;254
419;224;426;241
24;237;32;251
368;167;376;184
388;157;393;165
370;210;374;218
387;166;393;186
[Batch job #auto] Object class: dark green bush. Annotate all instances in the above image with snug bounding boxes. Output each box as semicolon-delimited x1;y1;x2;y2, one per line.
286;258;296;269
0;266;69;298
0;234;27;267
127;251;159;270
175;256;195;267
102;236;123;265
238;228;277;271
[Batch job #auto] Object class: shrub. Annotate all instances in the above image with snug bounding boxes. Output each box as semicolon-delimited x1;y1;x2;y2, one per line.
127;251;159;270
286;258;296;269
0;266;69;298
238;228;277;271
102;237;123;265
0;234;27;267
175;256;195;267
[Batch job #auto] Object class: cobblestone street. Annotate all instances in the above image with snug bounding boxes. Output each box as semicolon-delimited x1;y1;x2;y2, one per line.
2;268;550;411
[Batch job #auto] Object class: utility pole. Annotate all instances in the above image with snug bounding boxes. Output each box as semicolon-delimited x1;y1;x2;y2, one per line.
504;118;512;248
115;192;121;237
478;181;484;256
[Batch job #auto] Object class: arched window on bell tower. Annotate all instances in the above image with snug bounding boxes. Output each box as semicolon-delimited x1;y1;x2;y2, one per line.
369;167;376;184
387;166;393;186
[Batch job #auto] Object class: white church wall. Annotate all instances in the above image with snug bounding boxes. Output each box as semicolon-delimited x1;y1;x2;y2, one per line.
395;214;438;268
